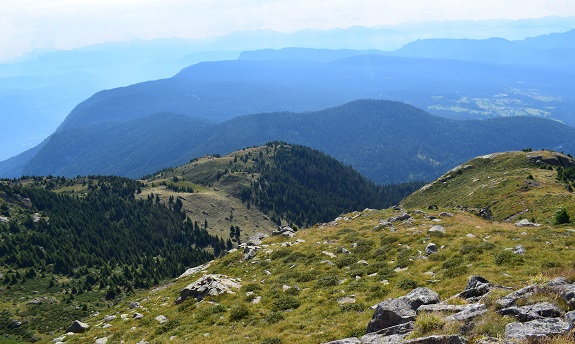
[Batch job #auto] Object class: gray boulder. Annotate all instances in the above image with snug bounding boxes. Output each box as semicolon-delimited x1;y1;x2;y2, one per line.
458;275;492;300
322;338;361;344
564;310;575;326
428;225;445;234
404;288;440;310
388;213;412;222
366;298;416;333
512;245;525;255
445;304;487;322
360;333;407;343
174;274;241;304
367;288;439;334
504;318;570;342
499;302;562;322
496;284;536;309
403;335;467;344
66;320;89;333
425;243;438;255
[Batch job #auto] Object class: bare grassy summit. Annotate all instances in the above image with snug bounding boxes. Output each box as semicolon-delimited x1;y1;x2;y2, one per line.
402;150;575;223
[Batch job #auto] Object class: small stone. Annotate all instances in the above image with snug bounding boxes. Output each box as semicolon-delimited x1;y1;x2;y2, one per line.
95;337;108;344
425;243;438;254
155;315;168;324
428;225;446;234
133;313;144;319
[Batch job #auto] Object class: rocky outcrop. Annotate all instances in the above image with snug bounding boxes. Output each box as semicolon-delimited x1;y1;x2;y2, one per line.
367;288;439;334
66;320;89;333
457;276;492;301
174;274;241;304
504;318;570;342
499;302;561;322
514;219;541;227
272;226;296;237
328;275;575;344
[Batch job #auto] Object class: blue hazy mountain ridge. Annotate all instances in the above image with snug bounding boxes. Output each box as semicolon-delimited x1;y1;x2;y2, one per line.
55;36;574;134
1;20;574;161
12;100;575;185
390;29;575;72
0;41;240;161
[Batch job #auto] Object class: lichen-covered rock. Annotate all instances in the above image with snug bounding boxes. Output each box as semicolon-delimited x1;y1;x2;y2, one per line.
499;302;561;322
367;288;439;334
458;275;492;300
174;274;241;304
403;335;467;344
428;225;445;234
504;318;570;342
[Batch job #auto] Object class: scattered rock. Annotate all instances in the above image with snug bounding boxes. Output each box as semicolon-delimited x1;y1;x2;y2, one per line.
322;251;337;259
504;318;570;342
497;284;536;309
366;288;439;334
513;245;525;255
477;206;493;221
499;302;562;322
403;335;467;344
155;315;169;324
515;219;541;227
438;212;453;218
425;243;438;255
428;225;445;234
445;304;487;322
272;226;296;237
388;213;412;222
323;338;361;344
102;324;112;329
175;274;241;304
133;313;144;319
128;301;140;309
103;315;116;322
67;320;89;333
178;262;212;279
338;296;356;305
95;337;108;344
458;275;492;300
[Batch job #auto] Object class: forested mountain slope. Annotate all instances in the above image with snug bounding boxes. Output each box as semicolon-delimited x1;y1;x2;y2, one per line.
7;100;575;184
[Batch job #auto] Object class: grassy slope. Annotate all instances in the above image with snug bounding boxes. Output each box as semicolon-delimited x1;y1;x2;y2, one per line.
62;151;575;343
402;150;575;223
137;146;281;242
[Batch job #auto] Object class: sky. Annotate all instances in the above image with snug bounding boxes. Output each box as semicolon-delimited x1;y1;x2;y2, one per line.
1;0;575;62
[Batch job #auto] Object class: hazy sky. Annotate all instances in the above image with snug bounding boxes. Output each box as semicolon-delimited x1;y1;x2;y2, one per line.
1;0;575;61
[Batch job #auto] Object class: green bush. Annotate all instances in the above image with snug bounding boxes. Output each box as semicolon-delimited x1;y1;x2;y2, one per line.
261;338;283;344
553;208;571;225
397;278;418;290
494;251;524;266
272;296;300;311
229;304;250;321
316;275;339;287
335;255;356;268
264;311;284;324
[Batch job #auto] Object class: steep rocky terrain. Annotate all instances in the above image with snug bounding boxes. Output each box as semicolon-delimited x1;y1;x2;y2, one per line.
45;150;575;344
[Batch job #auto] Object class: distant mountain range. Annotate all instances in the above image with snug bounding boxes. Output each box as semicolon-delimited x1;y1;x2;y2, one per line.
3;100;575;184
53;28;575;132
2;17;575;160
